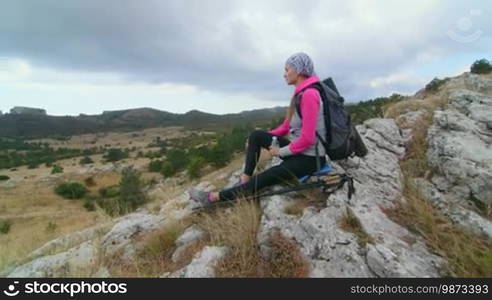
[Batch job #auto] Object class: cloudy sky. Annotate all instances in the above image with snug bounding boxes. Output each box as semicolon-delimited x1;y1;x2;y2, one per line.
0;0;490;116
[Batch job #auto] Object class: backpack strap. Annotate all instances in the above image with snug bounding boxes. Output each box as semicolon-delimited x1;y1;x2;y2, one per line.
294;82;332;146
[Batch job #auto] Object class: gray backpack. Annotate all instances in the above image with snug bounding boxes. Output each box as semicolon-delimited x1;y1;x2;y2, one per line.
295;78;368;160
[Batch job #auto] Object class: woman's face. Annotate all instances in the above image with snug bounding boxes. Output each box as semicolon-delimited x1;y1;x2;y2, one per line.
284;64;299;85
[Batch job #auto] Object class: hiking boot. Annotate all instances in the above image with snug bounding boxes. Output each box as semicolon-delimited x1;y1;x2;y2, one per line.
188;188;212;208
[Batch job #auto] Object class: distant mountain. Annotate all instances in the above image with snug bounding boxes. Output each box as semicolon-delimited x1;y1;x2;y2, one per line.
0;106;286;138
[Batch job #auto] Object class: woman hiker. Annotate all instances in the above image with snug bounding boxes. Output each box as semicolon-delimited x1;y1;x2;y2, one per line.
189;52;327;208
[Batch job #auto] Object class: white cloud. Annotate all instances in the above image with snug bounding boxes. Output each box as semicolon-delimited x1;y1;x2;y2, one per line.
0;0;490;113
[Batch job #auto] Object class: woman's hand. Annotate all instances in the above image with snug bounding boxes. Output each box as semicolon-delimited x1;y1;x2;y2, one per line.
268;146;280;157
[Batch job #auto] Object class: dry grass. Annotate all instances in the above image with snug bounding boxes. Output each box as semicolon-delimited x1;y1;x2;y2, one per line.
284;188;327;217
105;217;199;277
391;176;492;277
339;207;374;248
384;95;449;125
384;97;492;277
262;229;310;278
198;199;262;277
0;178;105;272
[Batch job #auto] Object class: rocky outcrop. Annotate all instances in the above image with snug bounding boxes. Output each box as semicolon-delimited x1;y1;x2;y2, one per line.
258;118;445;277
425;88;492;240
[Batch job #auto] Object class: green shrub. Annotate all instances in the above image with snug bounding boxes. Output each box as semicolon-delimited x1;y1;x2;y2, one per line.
95;197;120;217
471;59;492;74
425;77;449;93
0;219;12;234
79;156;94;165
51;164;64;174
0;175;10;181
83;200;96;212
98;185;120;198
104;148;128;162
55;182;88;199
161;161;176;177
148;160;164;173
187;156;205;179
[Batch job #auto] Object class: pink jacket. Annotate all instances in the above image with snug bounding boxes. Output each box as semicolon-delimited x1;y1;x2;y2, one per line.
268;75;321;157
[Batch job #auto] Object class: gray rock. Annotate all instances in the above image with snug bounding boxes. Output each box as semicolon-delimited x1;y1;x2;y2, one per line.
8;241;97;278
169;246;228;278
448;89;492;129
101;211;166;258
171;225;205;263
26;224;110;261
427;104;492;206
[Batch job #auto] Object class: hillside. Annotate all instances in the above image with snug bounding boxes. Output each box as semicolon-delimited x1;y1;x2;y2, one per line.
1;72;491;278
0;107;286;138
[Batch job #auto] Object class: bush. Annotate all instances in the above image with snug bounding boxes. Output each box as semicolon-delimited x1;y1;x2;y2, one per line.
160;161;176;177
55;182;88;199
0;219;12;234
99;185;120;198
471;59;492;74
27;162;39;169
0;175;10;181
425;77;449;93
45;221;58;233
84;177;96;187
118;167;147;214
80;156;94;165
148;160;164;173
104;148;128;162
187;156;205;179
51;164;64;174
83;200;96;212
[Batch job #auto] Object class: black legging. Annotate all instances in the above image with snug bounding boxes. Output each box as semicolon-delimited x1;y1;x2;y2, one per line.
218;130;326;201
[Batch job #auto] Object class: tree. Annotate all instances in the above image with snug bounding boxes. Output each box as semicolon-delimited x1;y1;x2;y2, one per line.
471;59;492;74
118;167;147;214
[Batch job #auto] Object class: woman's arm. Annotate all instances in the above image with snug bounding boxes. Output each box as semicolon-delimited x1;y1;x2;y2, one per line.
279;88;320;157
268;118;290;137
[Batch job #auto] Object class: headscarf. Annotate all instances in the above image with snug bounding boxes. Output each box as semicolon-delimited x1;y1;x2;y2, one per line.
285;52;315;77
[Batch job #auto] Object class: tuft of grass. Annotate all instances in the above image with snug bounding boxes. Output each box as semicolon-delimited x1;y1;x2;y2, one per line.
263;230;310;278
339;207;374;248
45;221;58;234
284;188;327;217
198;198;262;277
